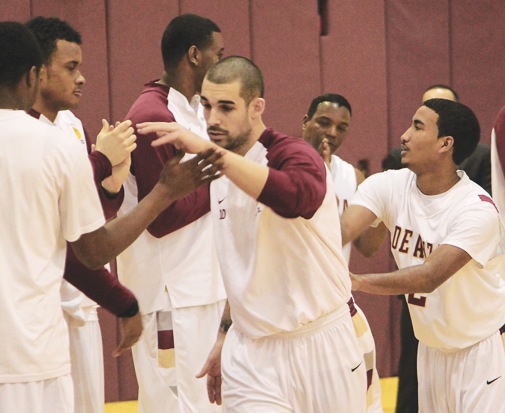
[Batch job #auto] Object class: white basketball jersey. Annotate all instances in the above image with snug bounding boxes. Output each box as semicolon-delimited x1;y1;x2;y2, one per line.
352;168;505;350
211;135;351;339
45;111;98;320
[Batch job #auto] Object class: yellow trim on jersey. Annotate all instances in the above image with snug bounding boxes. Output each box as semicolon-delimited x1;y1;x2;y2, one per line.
72;127;82;140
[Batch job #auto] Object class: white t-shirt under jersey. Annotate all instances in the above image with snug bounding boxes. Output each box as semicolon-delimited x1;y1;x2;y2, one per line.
329;154;358;263
0;110;104;383
351;168;505;350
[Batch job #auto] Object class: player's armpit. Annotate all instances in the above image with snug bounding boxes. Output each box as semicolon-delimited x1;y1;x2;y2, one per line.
341;205;378;246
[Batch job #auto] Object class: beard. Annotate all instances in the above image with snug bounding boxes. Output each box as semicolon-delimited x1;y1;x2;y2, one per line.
223;133;249;152
208;124;252;153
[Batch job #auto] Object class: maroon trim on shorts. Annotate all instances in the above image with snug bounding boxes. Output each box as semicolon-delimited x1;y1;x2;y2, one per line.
367;369;373;390
347;297;357;317
158;330;175;350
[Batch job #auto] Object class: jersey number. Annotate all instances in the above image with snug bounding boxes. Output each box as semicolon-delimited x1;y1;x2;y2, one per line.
407;293;426;307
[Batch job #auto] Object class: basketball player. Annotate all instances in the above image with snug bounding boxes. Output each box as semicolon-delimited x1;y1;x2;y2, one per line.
341;98;505;412
116;14;226;413
26;16;137;413
137;56;369;412
302;93;383;412
383;84;492;413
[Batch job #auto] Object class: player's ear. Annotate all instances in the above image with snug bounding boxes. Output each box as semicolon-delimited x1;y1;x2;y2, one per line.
440;136;454;153
302;114;310;131
188;45;200;66
27;66;38;88
250;97;265;118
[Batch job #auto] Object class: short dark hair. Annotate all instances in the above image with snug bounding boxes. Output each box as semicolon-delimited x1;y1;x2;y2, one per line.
306;93;352;119
161;14;220;69
0;21;42;87
424;84;459;102
205;56;264;105
26;16;81;65
423;98;480;164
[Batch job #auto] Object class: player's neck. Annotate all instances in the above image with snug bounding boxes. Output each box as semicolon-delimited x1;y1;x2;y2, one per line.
32;99;58;123
0;93;23;110
415;168;460;195
0;83;33;111
233;121;267;157
159;70;198;103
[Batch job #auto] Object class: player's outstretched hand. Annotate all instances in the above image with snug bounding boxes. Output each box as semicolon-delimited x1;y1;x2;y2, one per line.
113;312;143;357
196;332;226;405
158;147;224;201
95;119;137;166
137;121;213;153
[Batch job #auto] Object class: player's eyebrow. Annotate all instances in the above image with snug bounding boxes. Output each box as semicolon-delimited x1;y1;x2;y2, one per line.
201;95;236;106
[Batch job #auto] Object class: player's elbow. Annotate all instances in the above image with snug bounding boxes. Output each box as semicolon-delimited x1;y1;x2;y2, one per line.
69;230;110;270
70;254;102;270
70;248;104;270
418;278;440;294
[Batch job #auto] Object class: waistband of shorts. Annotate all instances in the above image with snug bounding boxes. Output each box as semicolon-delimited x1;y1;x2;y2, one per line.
274;297;355;339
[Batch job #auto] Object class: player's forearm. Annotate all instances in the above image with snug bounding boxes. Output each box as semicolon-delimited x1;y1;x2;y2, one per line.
220;150;269;199
147;185;210;238
351;265;434;295
70;184;173;269
353;243;472;295
352;257;453;295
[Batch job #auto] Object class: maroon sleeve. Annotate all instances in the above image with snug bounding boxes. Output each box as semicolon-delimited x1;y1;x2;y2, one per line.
64;245;137;316
495;105;505;177
257;130;327;219
127;87;209;238
88;150;112;183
